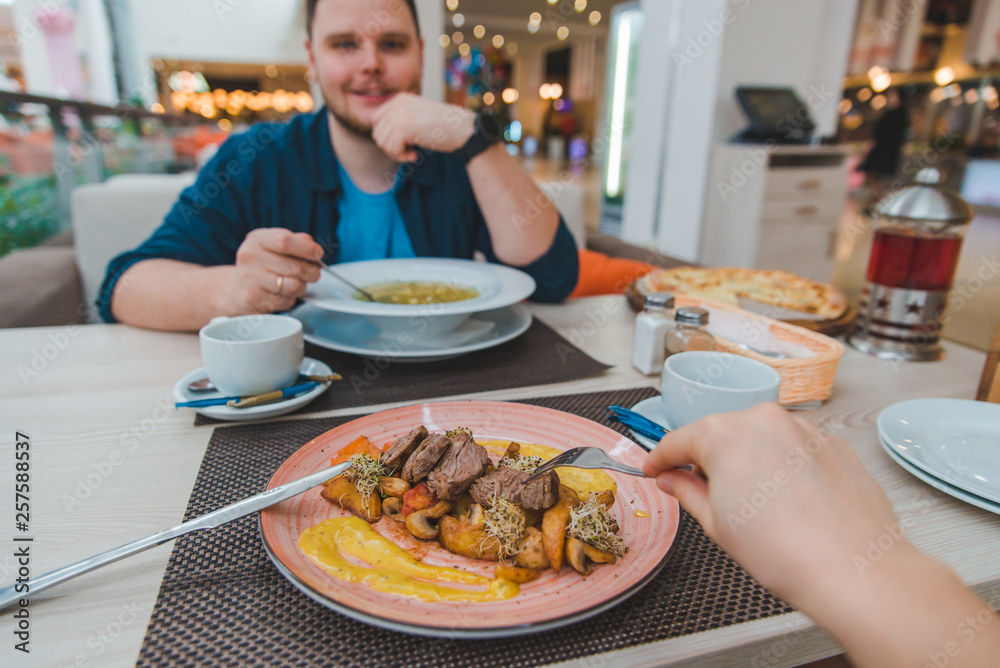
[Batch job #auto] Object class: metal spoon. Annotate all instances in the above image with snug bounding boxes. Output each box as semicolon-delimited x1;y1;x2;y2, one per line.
315;260;376;302
187;377;217;392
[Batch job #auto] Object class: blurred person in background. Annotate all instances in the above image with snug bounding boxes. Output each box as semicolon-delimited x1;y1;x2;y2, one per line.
858;88;909;212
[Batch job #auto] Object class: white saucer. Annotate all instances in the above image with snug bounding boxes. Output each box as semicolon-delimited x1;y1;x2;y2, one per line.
878;398;1000;505
173;358;334;421
879;433;1000;516
625;396;674;451
292;303;532;362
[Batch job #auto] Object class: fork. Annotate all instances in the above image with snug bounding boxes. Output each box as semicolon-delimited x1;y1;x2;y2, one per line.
524;447;648;483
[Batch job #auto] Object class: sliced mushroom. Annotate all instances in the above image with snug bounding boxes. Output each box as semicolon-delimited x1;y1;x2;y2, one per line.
495;564;541;584
586;489;615;509
405;500;452;540
582;542;616;565
381;496;404;521
466;503;486;528
378;477;410;498
566;537;594;576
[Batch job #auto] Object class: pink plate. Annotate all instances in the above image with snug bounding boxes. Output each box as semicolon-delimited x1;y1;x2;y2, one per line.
259;400;680;638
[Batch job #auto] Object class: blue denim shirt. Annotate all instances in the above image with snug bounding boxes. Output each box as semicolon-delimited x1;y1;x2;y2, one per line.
97;109;579;322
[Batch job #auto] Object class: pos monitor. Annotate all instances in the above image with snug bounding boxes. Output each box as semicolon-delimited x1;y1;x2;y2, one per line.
733;86;815;144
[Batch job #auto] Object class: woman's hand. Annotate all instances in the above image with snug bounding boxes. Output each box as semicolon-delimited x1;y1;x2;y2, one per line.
644;403;1000;667
643;403;900;601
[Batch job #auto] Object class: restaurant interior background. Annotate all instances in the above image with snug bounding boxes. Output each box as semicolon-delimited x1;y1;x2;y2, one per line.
2;0;1000;349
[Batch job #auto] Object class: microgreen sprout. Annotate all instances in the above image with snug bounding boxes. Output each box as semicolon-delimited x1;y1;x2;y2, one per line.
567;500;627;558
483;496;526;560
346;453;387;498
499;454;544;473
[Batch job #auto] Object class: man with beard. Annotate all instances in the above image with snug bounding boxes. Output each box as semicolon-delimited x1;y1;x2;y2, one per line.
99;0;578;330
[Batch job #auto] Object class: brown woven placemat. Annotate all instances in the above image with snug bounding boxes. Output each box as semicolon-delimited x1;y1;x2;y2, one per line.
142;388;793;667
194;320;610;426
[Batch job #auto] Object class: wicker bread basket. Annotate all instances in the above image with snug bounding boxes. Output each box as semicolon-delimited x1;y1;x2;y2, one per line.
674;295;845;404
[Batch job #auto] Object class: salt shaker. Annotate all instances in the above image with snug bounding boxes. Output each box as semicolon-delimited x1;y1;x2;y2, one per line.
631;292;676;375
664;307;715;358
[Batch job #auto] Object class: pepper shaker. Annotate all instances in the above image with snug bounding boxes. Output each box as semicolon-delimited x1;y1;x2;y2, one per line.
664;307;715;359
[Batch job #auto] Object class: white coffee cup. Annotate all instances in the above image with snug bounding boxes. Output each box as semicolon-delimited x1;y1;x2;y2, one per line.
660;351;782;429
199;314;304;396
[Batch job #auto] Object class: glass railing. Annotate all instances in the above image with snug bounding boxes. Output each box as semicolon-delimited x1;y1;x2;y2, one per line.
0;92;207;259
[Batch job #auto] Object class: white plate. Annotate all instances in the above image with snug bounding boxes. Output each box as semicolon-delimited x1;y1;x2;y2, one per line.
302;258;536;317
292;303;533;362
879;434;1000;516
625;396;674;451
878;398;1000;505
173;358;334;421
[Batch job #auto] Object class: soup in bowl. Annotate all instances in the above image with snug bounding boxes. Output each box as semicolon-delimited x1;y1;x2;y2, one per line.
360;281;480;305
302;258;536;341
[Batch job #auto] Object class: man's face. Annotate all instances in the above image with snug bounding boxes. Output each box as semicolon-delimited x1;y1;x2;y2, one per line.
306;0;423;137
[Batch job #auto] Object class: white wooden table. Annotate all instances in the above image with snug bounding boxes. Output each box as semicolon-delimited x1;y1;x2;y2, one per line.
0;295;997;668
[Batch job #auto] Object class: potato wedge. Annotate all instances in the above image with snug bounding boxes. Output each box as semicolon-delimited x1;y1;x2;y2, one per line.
495;564;541;584
438;515;501;561
321;475;381;522
514;527;550;571
542;502;570;572
542;486;579;572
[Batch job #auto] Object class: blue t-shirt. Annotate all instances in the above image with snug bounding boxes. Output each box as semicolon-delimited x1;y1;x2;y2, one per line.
335;162;416;263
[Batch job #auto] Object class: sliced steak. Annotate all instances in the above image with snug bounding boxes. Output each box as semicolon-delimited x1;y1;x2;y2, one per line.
469;466;529;506
426;433;491;501
379;425;428;474
401;434;451;483
520;470;560;510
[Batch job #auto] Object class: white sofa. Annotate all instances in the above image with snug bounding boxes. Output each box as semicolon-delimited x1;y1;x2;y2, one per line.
71;173;197;323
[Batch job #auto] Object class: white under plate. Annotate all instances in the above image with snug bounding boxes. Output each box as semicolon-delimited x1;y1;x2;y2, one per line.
173;358;334;421
878;398;1000;505
292;303;532;362
625;396;674;451
879;434;1000;516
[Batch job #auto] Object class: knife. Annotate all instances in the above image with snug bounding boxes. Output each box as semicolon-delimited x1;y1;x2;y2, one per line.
0;460;351;610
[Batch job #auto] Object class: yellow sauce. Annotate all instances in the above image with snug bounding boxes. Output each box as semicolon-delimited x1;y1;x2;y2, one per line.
298;516;518;602
635;510;649;518
479;440;618;496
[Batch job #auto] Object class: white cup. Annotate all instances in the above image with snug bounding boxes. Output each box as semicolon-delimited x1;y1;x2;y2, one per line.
199;314;304;396
660;351;782;429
